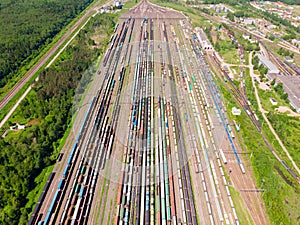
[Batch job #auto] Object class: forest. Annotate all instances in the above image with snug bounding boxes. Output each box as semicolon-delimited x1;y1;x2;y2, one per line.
0;0;94;88
0;13;116;225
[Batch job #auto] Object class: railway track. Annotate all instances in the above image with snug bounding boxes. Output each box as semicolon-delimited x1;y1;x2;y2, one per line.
176;25;241;224
115;16;203;225
31;15;134;225
31;1;279;225
208;39;300;184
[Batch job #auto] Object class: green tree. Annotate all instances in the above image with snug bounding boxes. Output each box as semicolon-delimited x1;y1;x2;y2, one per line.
227;12;235;22
278;47;284;56
271;78;276;86
281;93;289;101
274;82;284;95
215;41;221;52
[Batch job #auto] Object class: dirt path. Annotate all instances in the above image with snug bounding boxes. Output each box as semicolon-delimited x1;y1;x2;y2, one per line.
276;106;300;118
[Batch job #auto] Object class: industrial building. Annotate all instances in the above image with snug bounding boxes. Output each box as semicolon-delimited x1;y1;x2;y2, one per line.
195;27;213;50
258;54;280;75
268;74;300;113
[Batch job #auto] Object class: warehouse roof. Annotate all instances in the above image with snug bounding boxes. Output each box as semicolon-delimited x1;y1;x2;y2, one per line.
258;54;280;74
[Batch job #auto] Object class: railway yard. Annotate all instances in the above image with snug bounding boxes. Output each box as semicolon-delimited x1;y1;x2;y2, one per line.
29;1;270;224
